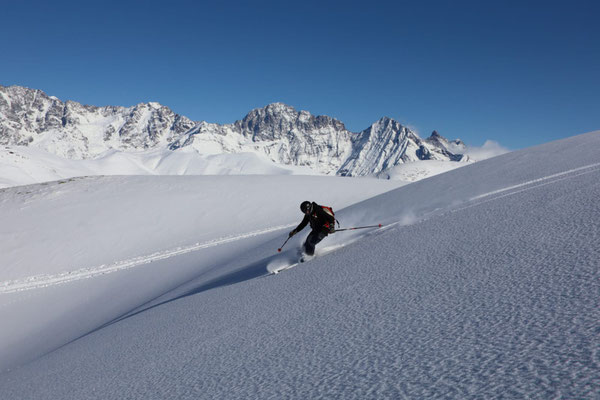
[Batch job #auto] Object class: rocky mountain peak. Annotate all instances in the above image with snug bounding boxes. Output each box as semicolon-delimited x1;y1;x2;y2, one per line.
1;85;468;176
234;102;346;142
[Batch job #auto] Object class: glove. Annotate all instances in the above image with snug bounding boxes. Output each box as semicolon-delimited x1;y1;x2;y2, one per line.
289;229;296;238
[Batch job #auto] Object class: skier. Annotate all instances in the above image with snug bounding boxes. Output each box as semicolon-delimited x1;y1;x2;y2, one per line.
289;201;336;257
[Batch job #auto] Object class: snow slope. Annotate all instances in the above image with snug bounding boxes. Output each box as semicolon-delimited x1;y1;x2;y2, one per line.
0;145;320;188
375;159;467;181
1;144;472;190
0;174;404;369
0;131;599;399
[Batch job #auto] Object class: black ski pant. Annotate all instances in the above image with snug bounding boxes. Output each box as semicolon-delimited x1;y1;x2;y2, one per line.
303;230;327;256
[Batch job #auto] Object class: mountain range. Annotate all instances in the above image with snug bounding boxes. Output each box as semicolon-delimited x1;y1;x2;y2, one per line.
0;84;469;178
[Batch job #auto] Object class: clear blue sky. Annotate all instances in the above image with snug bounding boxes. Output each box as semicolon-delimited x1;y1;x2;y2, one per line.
2;0;598;149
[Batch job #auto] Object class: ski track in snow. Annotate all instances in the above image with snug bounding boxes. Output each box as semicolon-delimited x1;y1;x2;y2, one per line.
469;162;600;201
2;161;599;295
0;224;294;294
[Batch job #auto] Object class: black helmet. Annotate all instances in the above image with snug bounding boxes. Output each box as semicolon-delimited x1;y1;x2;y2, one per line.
300;201;312;213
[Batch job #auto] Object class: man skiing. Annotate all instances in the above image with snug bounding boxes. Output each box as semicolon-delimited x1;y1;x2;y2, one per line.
289;201;336;257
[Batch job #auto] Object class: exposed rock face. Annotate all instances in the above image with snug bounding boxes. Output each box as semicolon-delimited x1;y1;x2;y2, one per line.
0;85;195;159
0;85;467;175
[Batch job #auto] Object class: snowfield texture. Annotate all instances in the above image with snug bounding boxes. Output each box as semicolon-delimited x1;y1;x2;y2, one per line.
0;131;598;399
0;85;494;187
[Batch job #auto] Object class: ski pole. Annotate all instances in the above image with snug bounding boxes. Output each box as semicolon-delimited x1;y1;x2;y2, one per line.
334;224;383;232
277;236;292;252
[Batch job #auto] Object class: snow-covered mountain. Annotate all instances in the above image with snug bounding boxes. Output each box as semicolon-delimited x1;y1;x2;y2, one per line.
0;131;598;398
0;84;469;179
0;85;196;158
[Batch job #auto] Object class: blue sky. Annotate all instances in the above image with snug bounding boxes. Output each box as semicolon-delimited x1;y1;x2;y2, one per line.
1;0;598;149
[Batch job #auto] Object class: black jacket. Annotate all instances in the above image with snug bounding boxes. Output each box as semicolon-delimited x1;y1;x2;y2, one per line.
294;202;335;234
